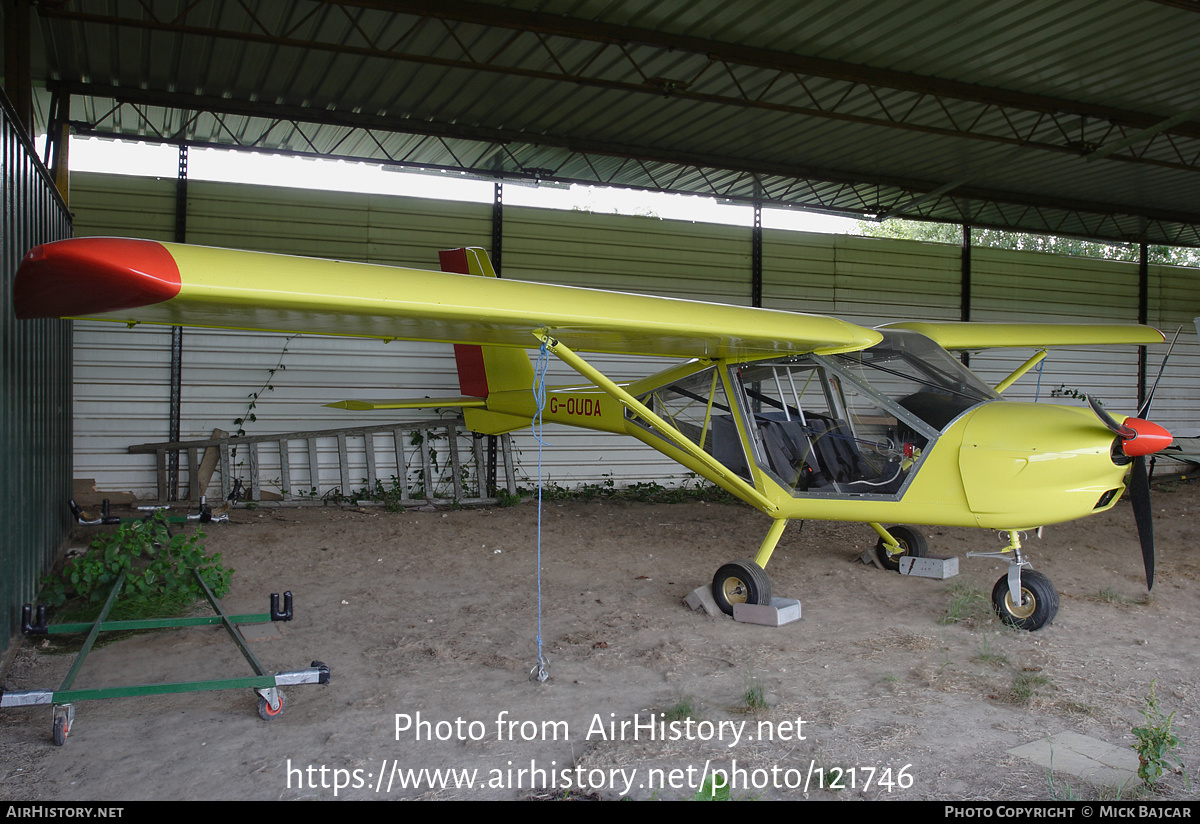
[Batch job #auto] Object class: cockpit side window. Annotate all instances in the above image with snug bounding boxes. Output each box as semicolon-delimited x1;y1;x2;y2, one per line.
627;364;753;483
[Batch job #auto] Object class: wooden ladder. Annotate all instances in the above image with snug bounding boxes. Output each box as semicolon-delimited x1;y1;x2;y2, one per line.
130;417;517;507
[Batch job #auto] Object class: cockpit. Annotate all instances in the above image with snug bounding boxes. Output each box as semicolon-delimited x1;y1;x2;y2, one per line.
629;330;998;500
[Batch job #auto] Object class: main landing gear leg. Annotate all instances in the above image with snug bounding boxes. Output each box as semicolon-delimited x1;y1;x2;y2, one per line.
969;530;1060;631
711;519;788;616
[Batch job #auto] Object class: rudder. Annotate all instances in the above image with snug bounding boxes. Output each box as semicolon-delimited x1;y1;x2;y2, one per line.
440;248;535;398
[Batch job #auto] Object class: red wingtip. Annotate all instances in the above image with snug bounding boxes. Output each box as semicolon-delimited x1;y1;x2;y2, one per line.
14;238;181;319
1121;417;1173;457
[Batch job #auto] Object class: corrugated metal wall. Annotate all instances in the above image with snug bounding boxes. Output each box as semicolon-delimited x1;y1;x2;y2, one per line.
69;172;1199;500
1;95;73;654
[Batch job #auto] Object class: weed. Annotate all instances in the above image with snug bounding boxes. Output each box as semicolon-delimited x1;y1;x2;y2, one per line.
663;693;699;723
39;511;232;622
1011;670;1050;704
741;683;769;714
1045;746;1082;801
691;776;731;801
1089;587;1136;606
231;334;298;456
1132;681;1185;789
938;582;990;627
524;473;737;505
972;635;1009;667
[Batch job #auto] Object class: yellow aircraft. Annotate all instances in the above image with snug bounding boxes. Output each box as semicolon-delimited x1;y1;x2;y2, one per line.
15;239;1174;631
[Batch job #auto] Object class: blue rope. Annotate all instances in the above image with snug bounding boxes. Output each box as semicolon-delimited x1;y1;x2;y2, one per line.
531;342;551;681
1034;354;1045;402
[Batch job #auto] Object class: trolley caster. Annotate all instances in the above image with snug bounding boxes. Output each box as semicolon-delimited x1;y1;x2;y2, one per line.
51;704;74;746
256;689;287;720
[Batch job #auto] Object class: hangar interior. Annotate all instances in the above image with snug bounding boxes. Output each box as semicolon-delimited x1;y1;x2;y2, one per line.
3;0;1200;651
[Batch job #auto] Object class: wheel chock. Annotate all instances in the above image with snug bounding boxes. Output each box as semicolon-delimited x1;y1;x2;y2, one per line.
858;548;885;568
733;597;802;627
683;585;722;618
898;555;959;579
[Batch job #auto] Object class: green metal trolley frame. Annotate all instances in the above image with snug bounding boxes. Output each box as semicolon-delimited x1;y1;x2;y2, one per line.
1;569;329;745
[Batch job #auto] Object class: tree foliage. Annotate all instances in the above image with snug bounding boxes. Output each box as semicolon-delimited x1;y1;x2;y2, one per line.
856;219;1200;267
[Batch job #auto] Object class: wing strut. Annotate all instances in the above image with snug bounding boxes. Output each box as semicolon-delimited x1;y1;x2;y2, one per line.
531;330;778;514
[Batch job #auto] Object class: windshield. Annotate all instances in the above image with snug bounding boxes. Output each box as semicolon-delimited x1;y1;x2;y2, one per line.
832;329;998;430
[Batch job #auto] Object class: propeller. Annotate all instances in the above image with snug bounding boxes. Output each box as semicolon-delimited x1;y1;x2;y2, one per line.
1085;395;1172;590
1083;329;1180;590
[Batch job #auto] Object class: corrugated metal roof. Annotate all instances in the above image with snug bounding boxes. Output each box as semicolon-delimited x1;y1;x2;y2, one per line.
20;0;1200;246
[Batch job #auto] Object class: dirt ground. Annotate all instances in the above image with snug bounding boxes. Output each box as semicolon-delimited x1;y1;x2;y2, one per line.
2;477;1199;802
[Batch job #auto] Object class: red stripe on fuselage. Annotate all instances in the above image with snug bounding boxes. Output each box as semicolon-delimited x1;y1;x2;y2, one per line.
14;238;182;319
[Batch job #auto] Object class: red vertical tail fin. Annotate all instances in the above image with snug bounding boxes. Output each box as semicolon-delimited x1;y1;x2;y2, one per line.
440;248;534;398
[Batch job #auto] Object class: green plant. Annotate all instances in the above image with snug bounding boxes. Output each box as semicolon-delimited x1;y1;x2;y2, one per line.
232;334;298;453
972;635;1008;667
1011;671;1050;704
1089;587;1135;606
740;682;769;714
938;582;990;626
663;693;699;723
691;775;731;801
40;512;232;621
1132;681;1184;789
1045;746;1082;801
519;473;737;505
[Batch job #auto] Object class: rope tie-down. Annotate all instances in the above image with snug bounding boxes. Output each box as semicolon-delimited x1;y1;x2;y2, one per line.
530;340;551;683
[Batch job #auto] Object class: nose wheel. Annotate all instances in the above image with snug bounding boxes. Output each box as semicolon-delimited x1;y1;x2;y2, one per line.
991;569;1058;631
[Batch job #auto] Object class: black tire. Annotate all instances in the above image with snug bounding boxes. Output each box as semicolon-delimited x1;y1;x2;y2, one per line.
875;525;928;571
257;691;287;720
711;559;772;616
52;717;67;747
991;570;1059;631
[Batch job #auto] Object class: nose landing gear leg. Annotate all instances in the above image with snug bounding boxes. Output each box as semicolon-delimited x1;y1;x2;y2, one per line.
971;530;1059;631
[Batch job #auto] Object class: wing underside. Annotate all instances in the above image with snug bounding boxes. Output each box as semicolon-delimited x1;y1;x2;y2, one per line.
881;321;1165;350
16;238;882;360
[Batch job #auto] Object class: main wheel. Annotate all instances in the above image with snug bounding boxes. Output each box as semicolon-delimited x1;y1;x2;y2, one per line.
711;559;772;616
257;691;288;720
991;570;1059;631
875;525;928;571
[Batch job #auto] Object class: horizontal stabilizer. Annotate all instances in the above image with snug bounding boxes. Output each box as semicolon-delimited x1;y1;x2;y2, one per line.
325;397;488;411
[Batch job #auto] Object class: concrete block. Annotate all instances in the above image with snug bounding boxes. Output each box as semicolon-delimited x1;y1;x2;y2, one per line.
899;555;958;579
733;597;801;626
684;585;722;617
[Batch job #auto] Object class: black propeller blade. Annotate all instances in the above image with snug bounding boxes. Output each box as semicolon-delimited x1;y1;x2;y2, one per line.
1087;394;1135;439
1128;455;1155;590
1085;394;1162;591
1137;327;1182;419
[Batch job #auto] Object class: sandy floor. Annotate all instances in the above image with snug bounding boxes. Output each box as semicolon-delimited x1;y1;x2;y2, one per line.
2;479;1198;801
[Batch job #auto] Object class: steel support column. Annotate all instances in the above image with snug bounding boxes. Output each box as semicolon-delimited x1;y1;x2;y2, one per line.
3;0;33;137
485;180;503;495
960;224;972;366
1138;242;1149;409
752;201;763;308
168;144;188;500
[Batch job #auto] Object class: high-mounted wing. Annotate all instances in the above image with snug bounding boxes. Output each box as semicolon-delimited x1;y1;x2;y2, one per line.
16;238;881;359
880;321;1164;349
